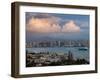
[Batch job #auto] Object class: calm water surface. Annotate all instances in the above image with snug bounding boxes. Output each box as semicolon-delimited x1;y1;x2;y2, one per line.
26;47;89;61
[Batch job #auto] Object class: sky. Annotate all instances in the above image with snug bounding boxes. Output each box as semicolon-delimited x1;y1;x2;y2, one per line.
26;12;89;42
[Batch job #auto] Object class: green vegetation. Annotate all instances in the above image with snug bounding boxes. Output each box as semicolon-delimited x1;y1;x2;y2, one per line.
26;51;89;67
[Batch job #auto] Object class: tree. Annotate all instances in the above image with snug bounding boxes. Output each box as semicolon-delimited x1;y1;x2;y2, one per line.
67;51;74;64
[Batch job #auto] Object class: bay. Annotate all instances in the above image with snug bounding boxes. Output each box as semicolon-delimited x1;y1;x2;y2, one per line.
26;47;89;61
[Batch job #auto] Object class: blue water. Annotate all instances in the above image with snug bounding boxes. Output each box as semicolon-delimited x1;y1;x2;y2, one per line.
26;47;89;61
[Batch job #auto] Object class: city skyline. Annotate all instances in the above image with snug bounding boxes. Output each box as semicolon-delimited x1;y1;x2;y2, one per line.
26;12;89;42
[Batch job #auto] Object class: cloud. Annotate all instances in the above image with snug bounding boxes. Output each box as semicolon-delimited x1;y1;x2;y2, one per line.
26;17;61;33
75;20;89;28
26;13;81;33
62;20;80;32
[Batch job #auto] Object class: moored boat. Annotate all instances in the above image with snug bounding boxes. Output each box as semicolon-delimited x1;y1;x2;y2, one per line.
78;47;88;51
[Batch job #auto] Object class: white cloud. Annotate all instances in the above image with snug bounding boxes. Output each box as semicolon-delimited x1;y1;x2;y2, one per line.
62;20;80;32
26;17;61;33
26;14;80;33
